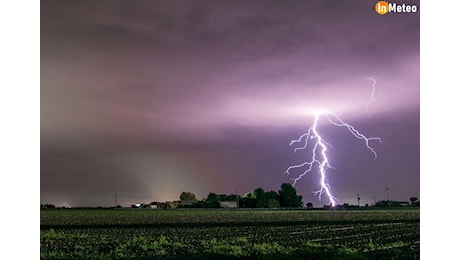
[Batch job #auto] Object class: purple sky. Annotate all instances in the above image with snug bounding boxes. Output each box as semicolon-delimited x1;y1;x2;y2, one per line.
41;0;419;207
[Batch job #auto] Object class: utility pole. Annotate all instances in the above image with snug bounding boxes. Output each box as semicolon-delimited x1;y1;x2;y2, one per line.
357;194;361;207
115;193;118;207
385;188;390;208
235;190;239;209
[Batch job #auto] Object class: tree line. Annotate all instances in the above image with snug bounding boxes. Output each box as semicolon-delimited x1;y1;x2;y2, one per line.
179;183;303;208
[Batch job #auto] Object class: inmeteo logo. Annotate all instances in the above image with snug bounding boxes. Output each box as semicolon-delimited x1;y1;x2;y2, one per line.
375;1;418;15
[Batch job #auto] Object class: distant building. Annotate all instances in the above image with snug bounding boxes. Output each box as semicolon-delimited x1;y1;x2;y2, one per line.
41;204;56;209
220;201;237;208
395;201;410;207
164;201;180;209
132;203;156;209
150;201;164;208
374;200;410;207
179;200;196;207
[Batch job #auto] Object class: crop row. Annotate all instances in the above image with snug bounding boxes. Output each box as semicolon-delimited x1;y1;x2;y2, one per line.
41;208;420;226
41;222;419;259
40;209;419;259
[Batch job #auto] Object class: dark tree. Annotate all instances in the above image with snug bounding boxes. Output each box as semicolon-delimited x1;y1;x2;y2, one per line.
375;200;388;207
265;191;279;201
219;194;238;202
180;191;197;201
306;202;314;209
243;192;253;199
252;188;264;200
41;204;56;209
279;183;303;208
205;193;220;208
410;197;420;206
253;188;268;208
240;197;257;208
265;191;280;208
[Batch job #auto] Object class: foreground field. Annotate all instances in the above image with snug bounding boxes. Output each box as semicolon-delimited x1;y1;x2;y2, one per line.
40;208;419;259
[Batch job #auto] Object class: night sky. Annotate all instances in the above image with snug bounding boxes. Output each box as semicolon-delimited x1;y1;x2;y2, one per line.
41;0;419;207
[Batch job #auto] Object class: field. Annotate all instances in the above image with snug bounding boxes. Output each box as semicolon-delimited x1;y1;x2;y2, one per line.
41;208;419;259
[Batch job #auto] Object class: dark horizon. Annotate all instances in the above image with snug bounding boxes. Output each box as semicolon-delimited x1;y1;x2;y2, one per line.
41;0;419;208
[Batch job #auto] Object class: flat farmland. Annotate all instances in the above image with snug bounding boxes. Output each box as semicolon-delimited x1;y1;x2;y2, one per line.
40;208;419;259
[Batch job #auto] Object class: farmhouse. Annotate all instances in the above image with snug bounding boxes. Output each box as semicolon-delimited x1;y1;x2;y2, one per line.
180;200;196;207
220;201;238;208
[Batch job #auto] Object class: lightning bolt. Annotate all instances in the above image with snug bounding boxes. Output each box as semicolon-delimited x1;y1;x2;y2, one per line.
366;77;377;117
285;113;382;207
